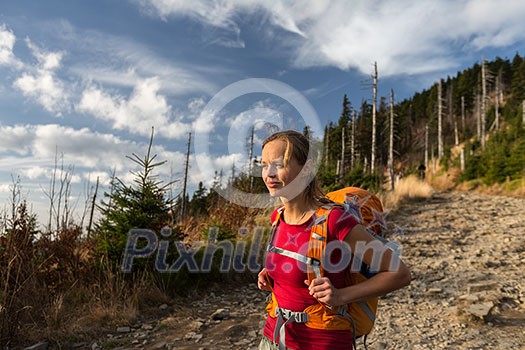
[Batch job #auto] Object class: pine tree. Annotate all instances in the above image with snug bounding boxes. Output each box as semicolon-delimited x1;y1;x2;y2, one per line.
96;129;173;264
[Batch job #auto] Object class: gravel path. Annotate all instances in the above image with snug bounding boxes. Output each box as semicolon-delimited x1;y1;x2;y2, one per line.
93;191;525;350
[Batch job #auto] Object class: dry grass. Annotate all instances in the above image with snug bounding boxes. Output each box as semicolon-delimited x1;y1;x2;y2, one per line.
0;199;170;347
427;167;462;192
456;178;525;198
378;175;434;211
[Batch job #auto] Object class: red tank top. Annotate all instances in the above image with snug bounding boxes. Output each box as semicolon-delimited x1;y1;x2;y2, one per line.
263;207;359;350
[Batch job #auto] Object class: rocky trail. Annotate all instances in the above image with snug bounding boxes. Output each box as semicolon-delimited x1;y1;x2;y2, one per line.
77;191;524;350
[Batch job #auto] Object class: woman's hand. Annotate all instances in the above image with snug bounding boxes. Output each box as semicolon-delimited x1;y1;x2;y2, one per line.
305;277;345;308
258;268;272;291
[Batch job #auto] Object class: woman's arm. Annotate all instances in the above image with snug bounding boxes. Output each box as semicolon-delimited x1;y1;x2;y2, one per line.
306;224;411;307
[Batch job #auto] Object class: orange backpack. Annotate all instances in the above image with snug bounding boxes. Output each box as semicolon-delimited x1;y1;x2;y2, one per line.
265;187;388;349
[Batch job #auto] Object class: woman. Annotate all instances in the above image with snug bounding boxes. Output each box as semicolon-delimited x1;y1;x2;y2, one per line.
257;130;411;350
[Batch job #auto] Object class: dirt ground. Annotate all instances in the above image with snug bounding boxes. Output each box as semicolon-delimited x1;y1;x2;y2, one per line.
90;191;525;350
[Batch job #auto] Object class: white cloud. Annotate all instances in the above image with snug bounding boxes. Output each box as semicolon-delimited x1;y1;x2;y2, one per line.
0;124;186;194
12;39;69;115
31;124;131;169
0;183;11;194
191;152;243;186
192;108;217;134
139;0;525;76
0;125;33;155
77;78;193;139
21;165;49;180
0;122;186;224
19;165;81;184
188;97;206;114
66;28;218;96
82;171;113;187
0;23;23;69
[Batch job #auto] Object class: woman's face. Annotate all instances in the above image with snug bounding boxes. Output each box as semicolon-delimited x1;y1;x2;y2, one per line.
261;139;303;198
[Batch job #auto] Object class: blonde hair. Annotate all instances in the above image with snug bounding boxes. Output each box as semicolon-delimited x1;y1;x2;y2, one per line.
262;130;324;202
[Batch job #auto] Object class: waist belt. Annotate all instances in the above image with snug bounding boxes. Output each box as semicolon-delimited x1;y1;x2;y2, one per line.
274;307;309;350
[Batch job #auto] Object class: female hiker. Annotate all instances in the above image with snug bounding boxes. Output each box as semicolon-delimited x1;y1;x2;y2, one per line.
257;130;411;350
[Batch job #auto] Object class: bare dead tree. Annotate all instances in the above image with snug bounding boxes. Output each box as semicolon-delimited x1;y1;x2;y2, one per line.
448;84;459;146
481;56;487;149
476;94;481;139
248;126;255;191
181;131;191;219
425;124;429;168
340;126;345;180
350;109;356;170
461;95;466;135
438;80;443;159
494;71;501;131
9;176;22;225
86;176;99;238
40;149;76;233
371;61;378;173
324;127;329;167
388;89;395;191
45;148;59;232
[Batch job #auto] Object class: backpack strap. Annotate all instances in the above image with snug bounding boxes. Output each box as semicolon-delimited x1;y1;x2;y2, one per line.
266;206;322;271
266;206;312;350
307;203;360;350
306;203;341;283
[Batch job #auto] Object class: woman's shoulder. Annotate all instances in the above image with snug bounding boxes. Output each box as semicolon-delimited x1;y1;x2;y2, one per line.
324;205;360;239
270;206;284;223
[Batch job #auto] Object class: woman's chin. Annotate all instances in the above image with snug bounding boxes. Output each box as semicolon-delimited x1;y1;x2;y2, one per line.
267;188;281;197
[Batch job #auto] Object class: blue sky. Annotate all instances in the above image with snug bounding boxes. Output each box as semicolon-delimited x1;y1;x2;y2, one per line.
1;0;525;225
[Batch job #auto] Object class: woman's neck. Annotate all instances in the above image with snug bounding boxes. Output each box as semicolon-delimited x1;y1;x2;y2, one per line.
280;195;319;224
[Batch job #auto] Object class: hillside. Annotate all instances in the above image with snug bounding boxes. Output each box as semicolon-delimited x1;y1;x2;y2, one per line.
319;53;525;192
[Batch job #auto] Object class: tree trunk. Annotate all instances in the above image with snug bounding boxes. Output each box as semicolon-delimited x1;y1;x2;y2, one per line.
248;126;255;191
87;176;99;238
371;62;378;174
351;109;356;170
340;126;345;179
388;89;395;191
425;124;429;168
477;94;481;140
181;132;191;219
495;73;500;131
481;56;487;149
438;80;443;159
461;95;465;135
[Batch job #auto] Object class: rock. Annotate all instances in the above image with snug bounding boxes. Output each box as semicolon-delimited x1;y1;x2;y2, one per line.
464;302;494;319
210;308;230;320
459;294;479;303
159;316;177;327
233;339;251;346
467;282;498;294
375;342;388;350
117;326;131;333
191;320;204;330
184;331;197;340
159;303;169;310
427;287;443;295
226;324;248;338
24;342;48;350
151;341;167;349
142;323;154;330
